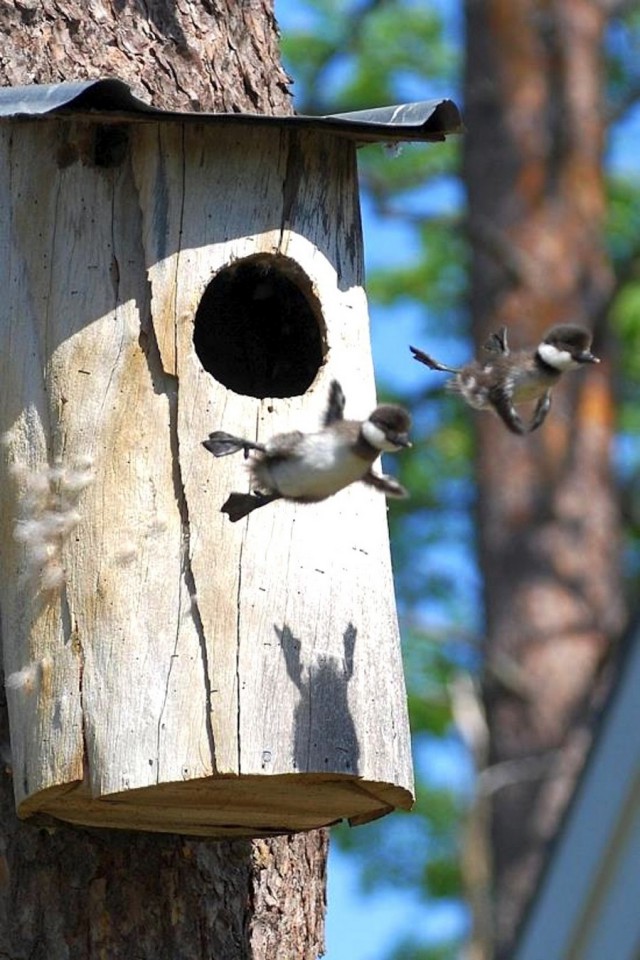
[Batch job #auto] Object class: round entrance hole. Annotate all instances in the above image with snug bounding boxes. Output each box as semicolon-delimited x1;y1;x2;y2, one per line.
193;255;325;399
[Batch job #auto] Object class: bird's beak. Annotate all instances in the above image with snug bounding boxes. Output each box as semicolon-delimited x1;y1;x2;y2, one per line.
579;350;600;364
394;435;412;448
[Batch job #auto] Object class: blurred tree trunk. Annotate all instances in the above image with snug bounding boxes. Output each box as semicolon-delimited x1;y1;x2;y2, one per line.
463;1;625;957
0;3;328;959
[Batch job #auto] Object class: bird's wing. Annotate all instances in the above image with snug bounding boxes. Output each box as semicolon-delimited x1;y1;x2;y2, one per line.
483;326;509;355
323;380;346;425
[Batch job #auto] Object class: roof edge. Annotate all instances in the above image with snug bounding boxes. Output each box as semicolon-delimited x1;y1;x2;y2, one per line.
0;78;463;143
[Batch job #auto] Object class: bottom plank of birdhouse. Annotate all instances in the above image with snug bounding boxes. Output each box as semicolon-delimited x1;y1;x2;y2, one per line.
17;774;414;837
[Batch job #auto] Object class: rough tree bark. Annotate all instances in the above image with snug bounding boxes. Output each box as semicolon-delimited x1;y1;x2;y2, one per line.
0;0;292;113
0;2;329;958
463;1;625;956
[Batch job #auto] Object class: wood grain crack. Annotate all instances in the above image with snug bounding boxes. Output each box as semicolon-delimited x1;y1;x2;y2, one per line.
137;208;217;769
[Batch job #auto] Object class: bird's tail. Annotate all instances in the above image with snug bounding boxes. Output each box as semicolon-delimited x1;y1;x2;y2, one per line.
409;345;459;374
203;432;265;458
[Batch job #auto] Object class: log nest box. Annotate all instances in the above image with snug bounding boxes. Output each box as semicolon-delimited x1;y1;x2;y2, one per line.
0;80;462;837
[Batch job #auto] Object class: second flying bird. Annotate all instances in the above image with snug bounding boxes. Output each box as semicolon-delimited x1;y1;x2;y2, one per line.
410;324;599;435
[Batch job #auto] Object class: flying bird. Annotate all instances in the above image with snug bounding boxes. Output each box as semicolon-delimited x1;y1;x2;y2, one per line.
203;380;412;522
410;324;599;435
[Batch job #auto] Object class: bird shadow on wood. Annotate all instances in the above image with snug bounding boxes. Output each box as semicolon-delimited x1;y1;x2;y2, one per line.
275;622;360;776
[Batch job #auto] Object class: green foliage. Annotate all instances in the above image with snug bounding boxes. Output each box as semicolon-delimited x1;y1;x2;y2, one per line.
611;281;640;396
607;177;640;263
361;140;460;195
280;0;456;114
367;215;467;312
424;854;462;899
605;7;640;111
386;393;475;614
607;171;640;581
388;941;460;960
332;782;465;897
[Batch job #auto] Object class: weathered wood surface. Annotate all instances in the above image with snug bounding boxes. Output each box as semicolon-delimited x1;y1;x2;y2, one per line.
0;118;413;835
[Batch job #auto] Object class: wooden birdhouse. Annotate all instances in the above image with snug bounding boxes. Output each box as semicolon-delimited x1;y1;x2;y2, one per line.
0;80;462;836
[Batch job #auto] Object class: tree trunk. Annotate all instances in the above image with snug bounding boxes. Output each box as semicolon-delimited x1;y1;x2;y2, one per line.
463;1;625;956
0;3;328;958
0;0;292;114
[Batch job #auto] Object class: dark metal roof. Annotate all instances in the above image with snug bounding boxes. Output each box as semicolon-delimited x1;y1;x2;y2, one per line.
0;78;462;143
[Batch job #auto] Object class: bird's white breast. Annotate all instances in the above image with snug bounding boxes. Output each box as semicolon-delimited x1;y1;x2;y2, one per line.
510;368;556;402
256;432;368;501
